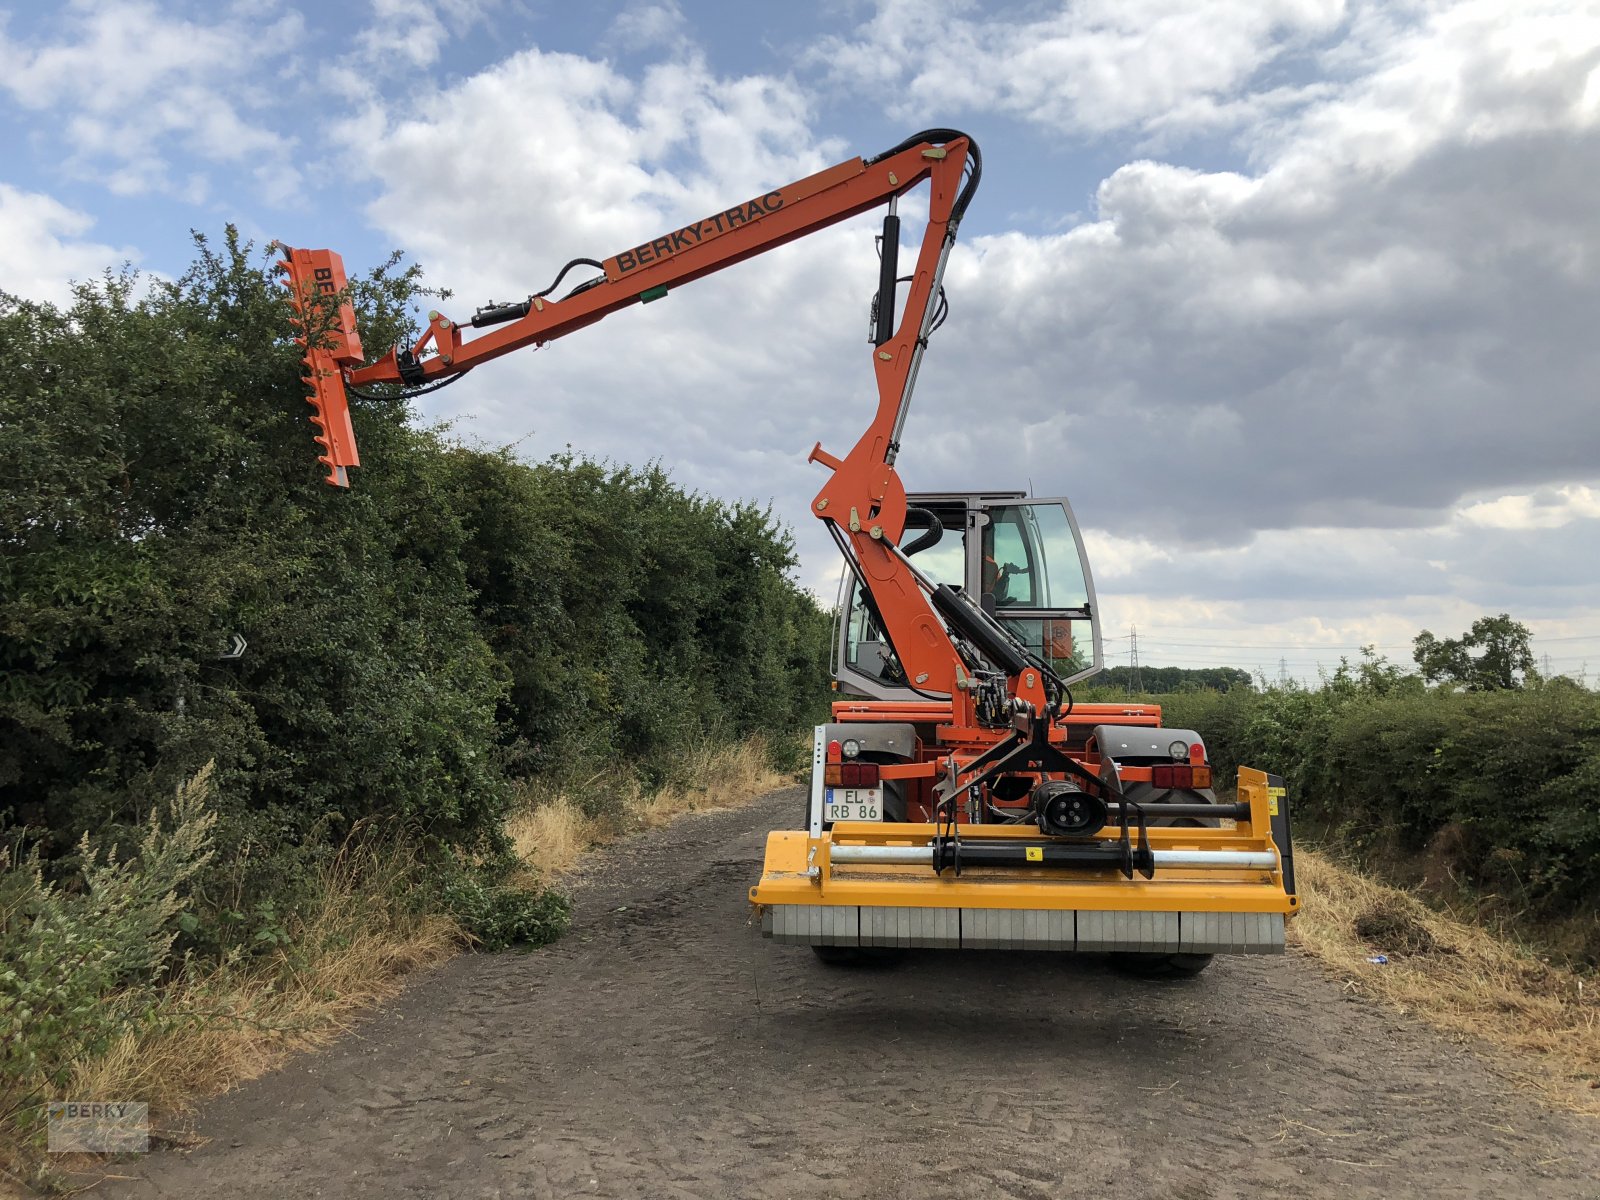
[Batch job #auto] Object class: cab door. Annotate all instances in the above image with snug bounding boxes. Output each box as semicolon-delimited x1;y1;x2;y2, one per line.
832;495;1104;697
974;499;1103;685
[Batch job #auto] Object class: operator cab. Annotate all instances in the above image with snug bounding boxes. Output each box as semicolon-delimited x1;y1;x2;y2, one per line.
834;492;1103;698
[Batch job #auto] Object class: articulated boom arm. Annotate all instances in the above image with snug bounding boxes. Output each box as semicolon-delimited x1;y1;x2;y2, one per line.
280;129;1037;717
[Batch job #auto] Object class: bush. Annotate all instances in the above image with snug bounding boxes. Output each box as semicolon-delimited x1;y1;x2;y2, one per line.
434;861;572;953
0;228;832;1183
1;766;216;1135
1144;656;1600;933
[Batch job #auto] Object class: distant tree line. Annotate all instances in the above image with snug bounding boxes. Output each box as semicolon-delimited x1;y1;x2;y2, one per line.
1097;665;1254;693
1099;614;1546;696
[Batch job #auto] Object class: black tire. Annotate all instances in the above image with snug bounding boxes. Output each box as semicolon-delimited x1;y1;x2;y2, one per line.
1113;952;1214;979
811;945;866;966
811;945;905;967
880;776;907;822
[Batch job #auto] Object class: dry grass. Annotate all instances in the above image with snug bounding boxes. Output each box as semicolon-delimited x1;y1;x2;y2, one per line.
506;737;788;880
1292;847;1599;1114
4;848;460;1194
67;873;458;1121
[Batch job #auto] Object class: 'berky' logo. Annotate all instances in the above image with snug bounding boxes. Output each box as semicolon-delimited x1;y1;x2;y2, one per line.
613;191;785;274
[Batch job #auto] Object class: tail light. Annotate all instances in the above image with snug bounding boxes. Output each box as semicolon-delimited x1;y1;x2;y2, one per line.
826;762;881;787
1152;764;1212;790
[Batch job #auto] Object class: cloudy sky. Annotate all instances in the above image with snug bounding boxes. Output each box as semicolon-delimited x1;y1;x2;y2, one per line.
3;0;1598;682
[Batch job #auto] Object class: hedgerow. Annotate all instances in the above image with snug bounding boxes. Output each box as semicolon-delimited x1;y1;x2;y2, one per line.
1152;660;1600;934
0;228;830;957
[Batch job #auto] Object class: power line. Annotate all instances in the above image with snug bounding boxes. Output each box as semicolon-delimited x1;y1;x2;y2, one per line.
1137;639;1412;651
1113;626;1600;645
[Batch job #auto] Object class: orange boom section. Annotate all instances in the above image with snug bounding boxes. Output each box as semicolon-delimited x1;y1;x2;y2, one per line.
274;130;988;708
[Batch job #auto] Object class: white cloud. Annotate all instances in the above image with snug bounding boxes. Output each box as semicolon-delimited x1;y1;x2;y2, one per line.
904;0;1600;550
808;0;1349;140
603;2;689;55
357;0;500;71
1082;475;1600;680
1457;485;1600;530
312;2;1600;658
0;0;304;199
0;184;140;306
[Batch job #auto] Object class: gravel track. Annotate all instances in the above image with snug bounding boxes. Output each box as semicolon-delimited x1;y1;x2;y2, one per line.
98;787;1600;1199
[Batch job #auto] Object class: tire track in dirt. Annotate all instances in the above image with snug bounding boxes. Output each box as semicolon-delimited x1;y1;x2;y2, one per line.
95;788;1600;1199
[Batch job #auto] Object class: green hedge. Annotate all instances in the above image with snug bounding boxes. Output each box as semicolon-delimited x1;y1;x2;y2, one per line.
0;231;831;943
1149;667;1600;915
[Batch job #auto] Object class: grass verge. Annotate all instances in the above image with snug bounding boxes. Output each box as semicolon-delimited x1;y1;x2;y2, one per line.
2;736;792;1193
1292;847;1599;1115
3;841;460;1194
505;736;791;880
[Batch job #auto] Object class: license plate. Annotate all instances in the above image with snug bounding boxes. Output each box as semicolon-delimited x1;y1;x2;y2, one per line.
825;786;881;823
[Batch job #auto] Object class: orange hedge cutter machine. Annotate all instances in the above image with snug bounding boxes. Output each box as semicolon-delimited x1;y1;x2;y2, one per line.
280;129;1297;976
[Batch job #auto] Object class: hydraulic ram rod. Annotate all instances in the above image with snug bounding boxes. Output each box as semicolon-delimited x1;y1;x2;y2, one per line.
827;845;1278;870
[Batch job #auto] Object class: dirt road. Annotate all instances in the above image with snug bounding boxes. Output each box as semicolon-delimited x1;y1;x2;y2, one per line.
101;788;1598;1199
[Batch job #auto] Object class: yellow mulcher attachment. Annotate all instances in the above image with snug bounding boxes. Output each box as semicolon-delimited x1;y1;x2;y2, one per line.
752;737;1297;965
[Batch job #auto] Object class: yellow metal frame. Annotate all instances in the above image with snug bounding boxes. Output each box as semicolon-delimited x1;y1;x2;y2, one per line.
750;767;1298;918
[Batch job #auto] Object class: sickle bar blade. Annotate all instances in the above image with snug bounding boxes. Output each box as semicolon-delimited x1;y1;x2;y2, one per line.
277;246;365;487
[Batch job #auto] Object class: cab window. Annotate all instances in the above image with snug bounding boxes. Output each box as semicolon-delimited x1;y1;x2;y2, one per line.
983;503;1089;610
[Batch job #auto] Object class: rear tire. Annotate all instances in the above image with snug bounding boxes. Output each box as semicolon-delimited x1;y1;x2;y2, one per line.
811;945;866;966
1113;952;1214;979
811;945;904;967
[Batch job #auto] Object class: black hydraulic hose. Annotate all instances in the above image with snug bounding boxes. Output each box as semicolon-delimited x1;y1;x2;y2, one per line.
902;507;944;557
347;368;471;401
471;257;609;328
865;129;983;229
535;257;606;299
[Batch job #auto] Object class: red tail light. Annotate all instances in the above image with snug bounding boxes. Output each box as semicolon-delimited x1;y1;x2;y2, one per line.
837;762;881;787
1151;764;1213;790
1189;742;1206;765
1153;764;1205;789
826;739;842;763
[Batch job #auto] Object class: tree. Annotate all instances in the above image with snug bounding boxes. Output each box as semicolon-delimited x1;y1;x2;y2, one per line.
1412;614;1537;691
